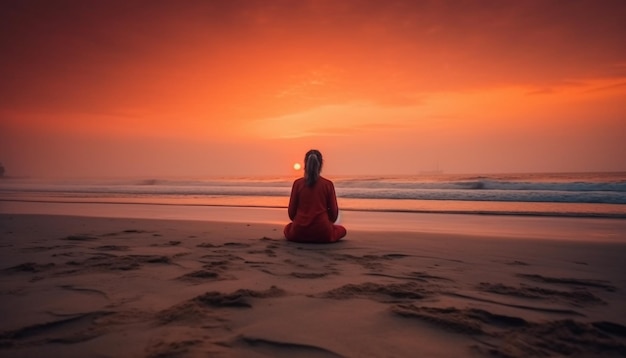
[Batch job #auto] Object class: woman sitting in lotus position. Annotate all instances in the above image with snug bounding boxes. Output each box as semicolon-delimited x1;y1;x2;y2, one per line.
284;149;347;243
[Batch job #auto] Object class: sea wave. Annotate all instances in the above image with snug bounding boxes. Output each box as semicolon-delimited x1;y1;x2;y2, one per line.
1;173;625;205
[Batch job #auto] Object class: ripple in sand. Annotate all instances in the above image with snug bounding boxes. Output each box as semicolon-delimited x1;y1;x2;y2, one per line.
195;286;286;308
59;285;109;299
3;262;55;273
327;254;387;271
62;254;172;272
177;269;222;282
444;292;585;316
145;339;204;358
20;245;74;252
201;253;244;262
290;272;328;279
392;305;488;334
99;229;148;237
150;240;181;247
506;260;529;266
93;245;130;251
319;281;431;302
393;305;529;332
478;282;607;306
158;286;286;324
0;311;114;347
234;335;344;358
516;273;617;292
247;249;277;257
366;271;453;282
197;242;218;248
478;319;626;357
593;321;626;337
392;305;626;356
63;235;98;241
223;242;251;248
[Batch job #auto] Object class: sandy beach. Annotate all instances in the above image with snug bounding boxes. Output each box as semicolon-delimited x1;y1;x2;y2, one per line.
0;213;625;357
2;0;626;356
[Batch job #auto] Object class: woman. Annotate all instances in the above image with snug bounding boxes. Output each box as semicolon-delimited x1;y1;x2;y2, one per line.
284;149;347;243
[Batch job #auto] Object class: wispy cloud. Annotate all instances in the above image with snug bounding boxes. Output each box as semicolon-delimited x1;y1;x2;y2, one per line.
583;81;626;94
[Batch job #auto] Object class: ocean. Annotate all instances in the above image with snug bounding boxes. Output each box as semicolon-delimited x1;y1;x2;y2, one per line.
1;172;625;218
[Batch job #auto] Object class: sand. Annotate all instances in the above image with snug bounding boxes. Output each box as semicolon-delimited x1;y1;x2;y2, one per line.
1;213;625;357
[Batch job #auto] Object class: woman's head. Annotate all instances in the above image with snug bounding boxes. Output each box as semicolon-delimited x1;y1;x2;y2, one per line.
304;149;323;186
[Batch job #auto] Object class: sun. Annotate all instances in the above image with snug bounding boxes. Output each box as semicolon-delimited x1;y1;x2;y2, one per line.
293;162;302;170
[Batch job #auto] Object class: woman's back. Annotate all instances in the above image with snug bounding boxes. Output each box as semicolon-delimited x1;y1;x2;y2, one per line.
288;176;338;226
284;149;346;243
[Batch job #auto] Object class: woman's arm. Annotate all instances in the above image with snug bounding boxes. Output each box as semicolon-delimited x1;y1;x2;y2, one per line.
287;180;299;221
327;181;339;222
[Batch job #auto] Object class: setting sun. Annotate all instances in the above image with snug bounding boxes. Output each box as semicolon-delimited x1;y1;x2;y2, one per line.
293;162;302;171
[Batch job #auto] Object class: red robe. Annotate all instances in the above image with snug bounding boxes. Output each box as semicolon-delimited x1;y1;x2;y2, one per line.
284;176;347;243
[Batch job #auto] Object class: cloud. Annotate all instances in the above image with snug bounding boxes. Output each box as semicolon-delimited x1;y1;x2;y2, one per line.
583;81;626;94
243;101;428;139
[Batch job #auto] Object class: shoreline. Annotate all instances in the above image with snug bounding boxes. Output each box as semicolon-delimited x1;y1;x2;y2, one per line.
2;197;626;219
1;214;625;357
2;201;626;243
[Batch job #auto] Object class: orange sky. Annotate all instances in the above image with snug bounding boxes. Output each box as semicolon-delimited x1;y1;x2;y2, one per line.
1;0;625;177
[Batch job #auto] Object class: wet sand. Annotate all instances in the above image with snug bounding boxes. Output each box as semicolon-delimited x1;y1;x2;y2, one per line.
1;214;625;357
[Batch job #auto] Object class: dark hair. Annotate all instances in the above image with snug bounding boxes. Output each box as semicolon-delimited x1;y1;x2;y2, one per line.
304;149;323;186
